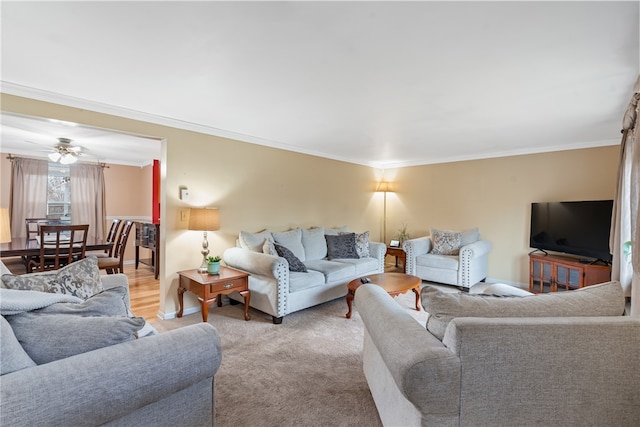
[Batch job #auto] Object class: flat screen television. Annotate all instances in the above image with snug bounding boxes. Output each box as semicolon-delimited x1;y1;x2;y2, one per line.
529;200;613;263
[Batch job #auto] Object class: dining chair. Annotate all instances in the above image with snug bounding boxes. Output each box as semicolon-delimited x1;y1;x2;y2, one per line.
98;220;133;274
27;224;89;272
87;218;121;258
25;217;59;240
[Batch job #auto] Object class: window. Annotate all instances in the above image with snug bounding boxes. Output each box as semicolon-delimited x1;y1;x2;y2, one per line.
47;163;71;220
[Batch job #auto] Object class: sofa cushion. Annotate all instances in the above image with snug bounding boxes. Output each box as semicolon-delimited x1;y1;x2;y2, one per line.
303;259;356;283
239;229;273;252
422;281;625;340
273;228;306;261
416;253;459;270
460;227;479;246
430;229;462;255
274;243;307;273
301;227;327;261
327;257;379;276
2;257;103;300
354;231;371;258
288;270;325;293
0;315;36;374
325;233;359;260
6;311;145;364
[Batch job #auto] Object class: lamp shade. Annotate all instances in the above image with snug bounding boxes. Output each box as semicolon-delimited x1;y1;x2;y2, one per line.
188;208;220;231
375;181;394;193
0;208;11;244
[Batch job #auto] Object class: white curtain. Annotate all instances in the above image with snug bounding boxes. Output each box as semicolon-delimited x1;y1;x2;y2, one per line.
70;163;106;240
610;74;640;315
10;158;49;239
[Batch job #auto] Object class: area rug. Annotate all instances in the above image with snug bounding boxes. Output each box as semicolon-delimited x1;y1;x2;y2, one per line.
152;291;430;427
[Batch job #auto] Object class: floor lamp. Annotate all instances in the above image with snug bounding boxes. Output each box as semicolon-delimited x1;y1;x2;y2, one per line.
188;207;220;272
375;182;393;244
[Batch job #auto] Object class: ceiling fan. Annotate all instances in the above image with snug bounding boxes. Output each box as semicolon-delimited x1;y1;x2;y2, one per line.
47;137;83;164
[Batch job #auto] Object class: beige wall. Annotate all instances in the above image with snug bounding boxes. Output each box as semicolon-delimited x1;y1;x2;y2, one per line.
1;94;620;319
382;147;619;285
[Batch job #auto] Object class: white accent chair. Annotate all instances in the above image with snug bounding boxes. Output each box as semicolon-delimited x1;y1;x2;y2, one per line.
403;227;492;290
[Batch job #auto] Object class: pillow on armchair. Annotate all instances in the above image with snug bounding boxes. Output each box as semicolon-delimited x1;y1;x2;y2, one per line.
430;227;480;255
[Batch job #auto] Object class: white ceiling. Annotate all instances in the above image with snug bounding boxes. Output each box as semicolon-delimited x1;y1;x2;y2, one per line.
1;1;638;168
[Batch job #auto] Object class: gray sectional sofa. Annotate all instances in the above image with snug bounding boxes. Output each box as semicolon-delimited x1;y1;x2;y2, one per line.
356;281;639;426
1;260;222;427
223;226;385;323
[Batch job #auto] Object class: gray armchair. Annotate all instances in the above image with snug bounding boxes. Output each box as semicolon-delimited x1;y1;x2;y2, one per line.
403;227;492;290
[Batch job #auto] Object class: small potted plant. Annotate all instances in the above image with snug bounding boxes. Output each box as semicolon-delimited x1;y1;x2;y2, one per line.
206;255;222;275
396;223;410;245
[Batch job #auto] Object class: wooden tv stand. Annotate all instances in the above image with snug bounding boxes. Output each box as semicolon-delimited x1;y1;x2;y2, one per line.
529;253;611;293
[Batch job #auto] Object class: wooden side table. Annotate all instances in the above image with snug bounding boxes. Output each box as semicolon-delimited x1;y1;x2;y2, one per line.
385;246;406;269
177;267;251;322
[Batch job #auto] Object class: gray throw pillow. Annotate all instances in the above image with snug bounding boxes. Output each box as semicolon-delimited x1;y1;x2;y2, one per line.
2;257;103;300
239;229;273;252
422;281;625;341
6;312;145;364
274;243;307;272
0;316;36;374
325;233;359;260
36;286;129;317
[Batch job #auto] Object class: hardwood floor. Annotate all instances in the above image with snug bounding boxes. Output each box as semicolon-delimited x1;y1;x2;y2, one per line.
119;263;160;323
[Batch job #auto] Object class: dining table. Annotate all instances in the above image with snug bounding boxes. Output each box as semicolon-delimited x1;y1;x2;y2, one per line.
0;237;112;258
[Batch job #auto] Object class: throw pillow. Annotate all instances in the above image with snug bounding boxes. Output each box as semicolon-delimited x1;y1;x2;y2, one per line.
301;227;328;260
263;239;278;256
272;228;306;261
422;281;625;341
325;233;359;260
6;312;146;364
274;243;307;273
0;316;36;374
2;257;103;300
239;229;273;252
36;286;130;317
354;231;371;258
430;228;462;255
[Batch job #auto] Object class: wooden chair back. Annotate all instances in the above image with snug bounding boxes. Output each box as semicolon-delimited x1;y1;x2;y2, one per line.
28;224;89;272
104;218;122;256
25;218;58;240
98;221;133;274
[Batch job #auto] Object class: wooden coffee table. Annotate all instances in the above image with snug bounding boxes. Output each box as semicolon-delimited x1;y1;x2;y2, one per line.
345;272;422;318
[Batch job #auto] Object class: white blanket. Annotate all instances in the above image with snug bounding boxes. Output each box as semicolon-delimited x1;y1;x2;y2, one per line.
0;288;82;315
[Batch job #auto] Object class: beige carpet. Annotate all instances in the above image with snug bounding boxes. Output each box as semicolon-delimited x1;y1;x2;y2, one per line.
152;283;490;427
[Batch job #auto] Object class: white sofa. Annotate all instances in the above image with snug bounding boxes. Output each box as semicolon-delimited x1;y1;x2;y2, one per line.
357;281;639;426
223;227;385;323
403;227;492;290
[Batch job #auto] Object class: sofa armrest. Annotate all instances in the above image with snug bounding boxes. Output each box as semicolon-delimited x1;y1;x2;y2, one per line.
403;236;432;275
223;247;288;278
356;284;460;418
368;241;387;272
459;239;492;258
1;323;221;427
101;273;129;290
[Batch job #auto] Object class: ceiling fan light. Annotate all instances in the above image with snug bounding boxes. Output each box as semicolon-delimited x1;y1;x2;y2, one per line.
48;152;62;162
60;153;77;164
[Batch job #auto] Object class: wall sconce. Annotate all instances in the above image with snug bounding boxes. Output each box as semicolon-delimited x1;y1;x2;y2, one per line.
375;181;394;243
188;207;220;272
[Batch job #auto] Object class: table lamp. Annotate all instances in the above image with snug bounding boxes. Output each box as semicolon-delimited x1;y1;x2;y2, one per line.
0;208;11;244
188;207;220;272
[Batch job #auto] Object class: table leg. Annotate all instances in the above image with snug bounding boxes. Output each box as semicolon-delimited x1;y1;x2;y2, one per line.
200;300;210;323
177;286;186;318
345;289;355;318
412;286;421;311
239;290;251;321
